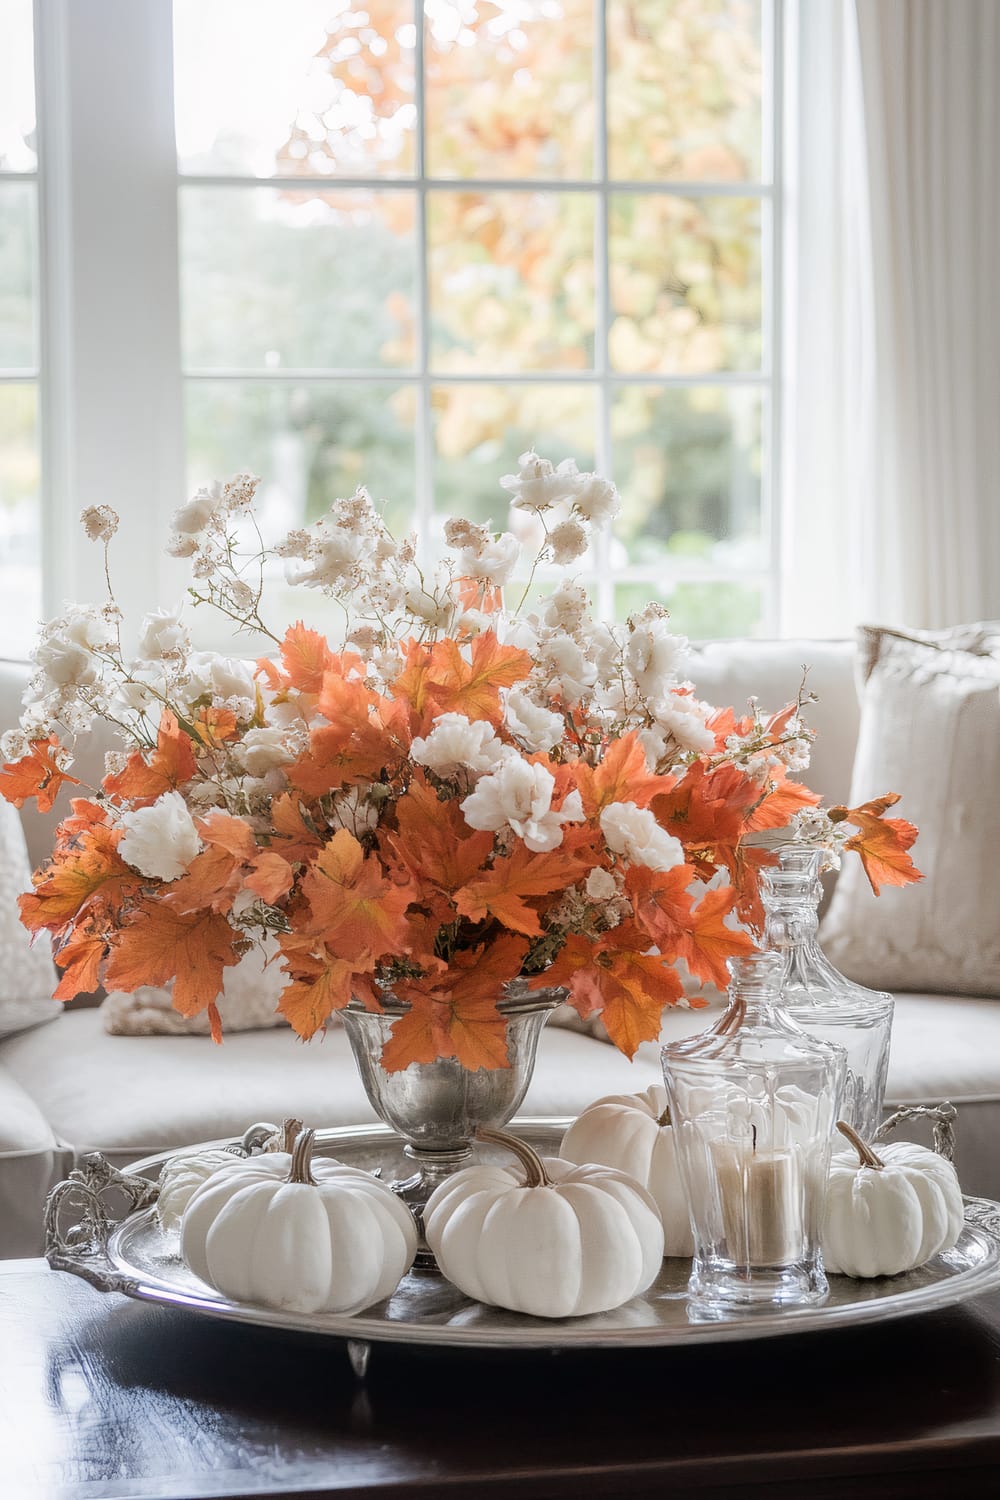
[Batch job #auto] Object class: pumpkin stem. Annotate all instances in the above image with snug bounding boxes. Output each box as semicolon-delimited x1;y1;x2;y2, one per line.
280;1117;304;1154
836;1119;885;1170
475;1127;551;1188
657;1104;672;1129
288;1129;318;1186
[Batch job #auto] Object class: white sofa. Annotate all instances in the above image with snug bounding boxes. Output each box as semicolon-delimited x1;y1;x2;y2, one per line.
2;639;998;1257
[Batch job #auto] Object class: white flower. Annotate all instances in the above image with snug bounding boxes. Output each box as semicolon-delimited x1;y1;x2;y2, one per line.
185;652;256;706
585;867;618;901
136;606;189;662
285;525;369;591
461;758;584;853
119;791;201;882
538;631;597;701
500;451;580;513
548;517;590;566
240;727;295;776
600;800;685;873
504;690;565;753
648;693;716;755
403;579;454;629
29;605;114;692
626;610;689;697
80;505;119;543
172;482;223;536
541;579;590;635
573;473;621;525
457;532;520;587
444;518;491;554
411;713;511;778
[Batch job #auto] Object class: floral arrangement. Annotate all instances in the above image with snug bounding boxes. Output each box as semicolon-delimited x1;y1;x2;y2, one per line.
0;459;921;1071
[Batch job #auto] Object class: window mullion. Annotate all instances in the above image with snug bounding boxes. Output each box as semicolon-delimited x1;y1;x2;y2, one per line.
594;0;614;623
35;0;184;628
414;0;433;558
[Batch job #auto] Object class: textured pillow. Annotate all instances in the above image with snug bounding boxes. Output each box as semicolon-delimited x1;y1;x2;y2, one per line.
101;936;293;1036
820;623;1000;996
0;801;61;1037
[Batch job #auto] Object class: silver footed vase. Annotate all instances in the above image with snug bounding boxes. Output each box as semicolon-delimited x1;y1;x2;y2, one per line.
341;980;566;1256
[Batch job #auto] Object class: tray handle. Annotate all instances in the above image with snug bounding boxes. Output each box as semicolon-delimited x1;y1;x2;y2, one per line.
874;1100;957;1160
44;1153;161;1294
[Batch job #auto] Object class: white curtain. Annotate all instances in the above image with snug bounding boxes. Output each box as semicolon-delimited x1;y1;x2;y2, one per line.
783;0;1000;635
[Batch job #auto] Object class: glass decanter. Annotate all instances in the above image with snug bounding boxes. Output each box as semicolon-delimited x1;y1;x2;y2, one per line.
762;846;893;1143
661;952;846;1317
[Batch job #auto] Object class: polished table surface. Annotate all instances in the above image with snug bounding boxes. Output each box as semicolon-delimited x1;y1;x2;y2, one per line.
3;1258;1000;1500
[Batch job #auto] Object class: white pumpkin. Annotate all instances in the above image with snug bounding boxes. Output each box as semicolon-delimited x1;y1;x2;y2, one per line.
424;1127;664;1318
180;1129;418;1314
157;1118;310;1231
559;1084;694;1257
822;1121;965;1278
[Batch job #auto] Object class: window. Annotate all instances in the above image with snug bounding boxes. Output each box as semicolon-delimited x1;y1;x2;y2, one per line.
4;0;779;655
175;0;777;637
0;0;39;659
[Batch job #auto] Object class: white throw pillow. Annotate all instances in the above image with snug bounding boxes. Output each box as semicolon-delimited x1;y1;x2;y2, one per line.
0;801;61;1037
101;935;293;1036
820;623;1000;996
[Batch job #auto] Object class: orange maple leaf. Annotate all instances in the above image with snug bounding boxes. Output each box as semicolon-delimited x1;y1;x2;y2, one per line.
386;934;528;1072
280;622;339;695
455;843;584;937
388;776;494;907
625;863;697;956
423;633;533;726
52;925;107;1001
104;902;242;1018
297;829;412;960
245;851;296;905
103;712;197;805
544;926;685;1059
836;798;923;895
574;732;669;819
276;951;360;1040
653;760;758;850
268;794;323;864
0;736;79;813
747;772;822;831
19;821;144;937
679;886;757;989
163;811;256;915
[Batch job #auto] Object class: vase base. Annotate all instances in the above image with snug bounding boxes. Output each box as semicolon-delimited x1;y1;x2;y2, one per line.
390;1145;475;1266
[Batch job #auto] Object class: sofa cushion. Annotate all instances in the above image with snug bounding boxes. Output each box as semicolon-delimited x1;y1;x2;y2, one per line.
821;624;1000;995
0;1060;67;1257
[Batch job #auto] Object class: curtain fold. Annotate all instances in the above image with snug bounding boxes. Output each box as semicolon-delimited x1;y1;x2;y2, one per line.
853;0;1000;627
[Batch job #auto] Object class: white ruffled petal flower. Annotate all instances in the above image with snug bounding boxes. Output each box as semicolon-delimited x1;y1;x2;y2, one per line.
600;800;685;873
461;758;584;853
457;532;520;587
411;713;511;778
500;451;580;513
119;791;202;882
136;606;189;662
573;473;621;525
240;727;296;776
504;690;565;753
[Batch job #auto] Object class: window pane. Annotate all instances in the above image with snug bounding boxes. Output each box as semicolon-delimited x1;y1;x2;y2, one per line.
431;382;597;531
425;0;594;180
185;381;417;544
0;183;37;367
611;385;763;570
0;383;40;658
429;191;595;373
174;0;416;178
614;579;763;640
181;187;417;371
0;0;36;172
608;0;762;182
609;194;761;374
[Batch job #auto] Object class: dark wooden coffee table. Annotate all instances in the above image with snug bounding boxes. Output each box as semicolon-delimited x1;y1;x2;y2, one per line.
3;1256;1000;1499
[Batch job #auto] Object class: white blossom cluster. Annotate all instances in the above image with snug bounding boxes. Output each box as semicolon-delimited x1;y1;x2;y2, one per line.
788;806;852;870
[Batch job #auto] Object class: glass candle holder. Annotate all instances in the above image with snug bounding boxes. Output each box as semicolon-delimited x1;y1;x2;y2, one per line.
762;846;893;1142
661;952;846;1318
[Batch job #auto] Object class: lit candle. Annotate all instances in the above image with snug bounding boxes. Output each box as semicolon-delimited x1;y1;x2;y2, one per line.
710;1131;807;1267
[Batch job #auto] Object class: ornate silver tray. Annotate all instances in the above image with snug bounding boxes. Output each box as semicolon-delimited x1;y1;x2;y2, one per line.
45;1118;1000;1374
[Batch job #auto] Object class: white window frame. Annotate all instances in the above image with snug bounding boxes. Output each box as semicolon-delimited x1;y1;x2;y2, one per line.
30;0;784;644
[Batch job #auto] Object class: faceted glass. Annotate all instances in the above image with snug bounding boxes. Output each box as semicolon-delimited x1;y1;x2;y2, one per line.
662;952;845;1316
762;846;894;1143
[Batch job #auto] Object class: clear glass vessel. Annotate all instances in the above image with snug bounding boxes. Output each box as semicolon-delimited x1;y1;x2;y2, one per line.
661;952;846;1318
762;846;893;1142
